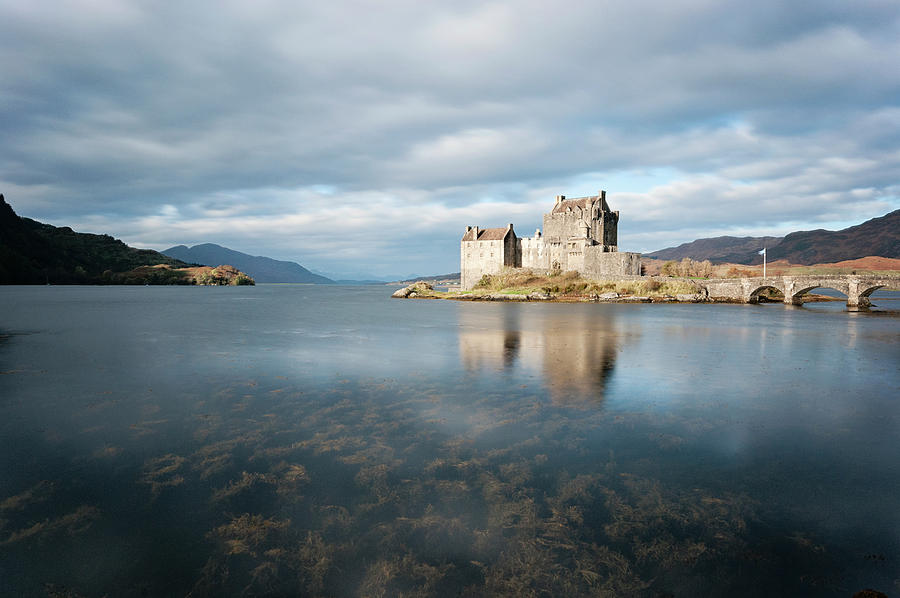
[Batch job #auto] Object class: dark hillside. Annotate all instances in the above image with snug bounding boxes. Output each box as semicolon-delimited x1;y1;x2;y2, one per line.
0;194;184;284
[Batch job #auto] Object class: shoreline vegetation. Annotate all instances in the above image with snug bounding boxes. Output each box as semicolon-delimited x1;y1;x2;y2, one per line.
392;268;898;303
118;263;255;286
5;261;256;287
1;194;255;285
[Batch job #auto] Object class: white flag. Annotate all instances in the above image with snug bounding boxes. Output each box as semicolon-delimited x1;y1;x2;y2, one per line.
758;248;766;255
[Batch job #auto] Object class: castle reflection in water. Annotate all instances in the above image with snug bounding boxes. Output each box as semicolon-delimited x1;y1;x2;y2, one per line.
457;303;629;405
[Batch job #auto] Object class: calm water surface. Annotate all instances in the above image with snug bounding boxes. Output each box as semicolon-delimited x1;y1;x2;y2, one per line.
0;285;898;597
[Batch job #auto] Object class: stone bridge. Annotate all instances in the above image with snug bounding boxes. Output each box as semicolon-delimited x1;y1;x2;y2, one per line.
700;275;897;307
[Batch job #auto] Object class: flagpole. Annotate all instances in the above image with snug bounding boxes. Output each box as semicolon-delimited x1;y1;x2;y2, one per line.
763;247;766;278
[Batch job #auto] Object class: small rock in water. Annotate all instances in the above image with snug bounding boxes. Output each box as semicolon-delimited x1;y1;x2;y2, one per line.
391;281;434;298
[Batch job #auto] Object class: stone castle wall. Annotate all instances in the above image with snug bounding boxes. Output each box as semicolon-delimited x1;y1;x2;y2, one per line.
460;225;518;290
519;236;546;270
596;210;619;248
543;210;587;272
461;238;504;290
581;248;642;278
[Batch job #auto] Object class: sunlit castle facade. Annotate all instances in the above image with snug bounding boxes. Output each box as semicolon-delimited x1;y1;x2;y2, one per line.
460;190;642;290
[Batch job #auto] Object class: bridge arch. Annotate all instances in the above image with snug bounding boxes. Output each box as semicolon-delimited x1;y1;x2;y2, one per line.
847;283;886;308
786;284;848;305
859;284;885;299
747;284;784;303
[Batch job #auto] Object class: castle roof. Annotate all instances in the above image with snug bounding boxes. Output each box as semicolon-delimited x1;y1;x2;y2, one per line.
462;227;510;242
551;195;596;214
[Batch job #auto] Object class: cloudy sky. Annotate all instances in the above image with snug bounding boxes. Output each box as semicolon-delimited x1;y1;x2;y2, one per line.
2;0;898;278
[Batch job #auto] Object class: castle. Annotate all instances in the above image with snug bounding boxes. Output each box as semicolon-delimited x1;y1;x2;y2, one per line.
460;190;642;290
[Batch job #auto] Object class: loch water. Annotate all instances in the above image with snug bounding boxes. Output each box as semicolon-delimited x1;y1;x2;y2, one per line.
0;284;898;597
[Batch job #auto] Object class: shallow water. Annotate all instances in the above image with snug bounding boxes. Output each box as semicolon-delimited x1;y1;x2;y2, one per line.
0;284;898;597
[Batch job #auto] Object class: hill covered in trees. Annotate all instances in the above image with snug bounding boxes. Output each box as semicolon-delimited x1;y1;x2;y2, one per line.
0;195;252;285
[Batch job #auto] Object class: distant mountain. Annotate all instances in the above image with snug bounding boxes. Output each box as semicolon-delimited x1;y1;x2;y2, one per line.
310;267;388;283
0;194;185;284
646;236;783;264
766;210;900;264
163;243;333;284
646;209;900;265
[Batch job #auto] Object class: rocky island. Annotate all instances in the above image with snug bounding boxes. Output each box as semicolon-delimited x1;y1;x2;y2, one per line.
393;270;707;303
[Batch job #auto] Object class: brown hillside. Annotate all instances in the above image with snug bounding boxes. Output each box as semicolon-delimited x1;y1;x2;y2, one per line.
764;209;899;264
643;255;900;278
810;256;900;271
646;209;899;265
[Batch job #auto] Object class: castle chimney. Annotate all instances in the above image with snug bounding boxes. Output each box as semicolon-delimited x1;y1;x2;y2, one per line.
555;194;565;204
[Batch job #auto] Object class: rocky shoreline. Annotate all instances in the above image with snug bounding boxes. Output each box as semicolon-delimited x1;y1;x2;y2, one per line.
393;281;715;303
390;281;843;304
